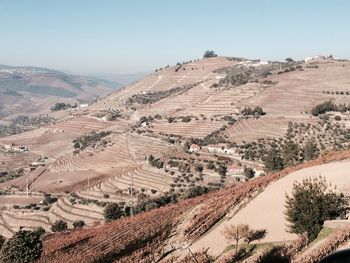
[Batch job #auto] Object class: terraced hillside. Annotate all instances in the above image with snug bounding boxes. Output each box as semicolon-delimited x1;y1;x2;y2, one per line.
30;150;350;262
0;56;350;263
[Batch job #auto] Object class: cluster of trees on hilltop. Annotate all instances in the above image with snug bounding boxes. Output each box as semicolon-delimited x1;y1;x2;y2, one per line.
203;50;218;58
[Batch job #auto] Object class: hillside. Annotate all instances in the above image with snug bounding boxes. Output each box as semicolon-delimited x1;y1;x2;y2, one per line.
0;64;121;126
35;151;350;263
0;55;350;262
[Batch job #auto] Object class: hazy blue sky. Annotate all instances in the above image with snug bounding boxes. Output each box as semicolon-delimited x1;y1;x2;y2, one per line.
0;0;349;74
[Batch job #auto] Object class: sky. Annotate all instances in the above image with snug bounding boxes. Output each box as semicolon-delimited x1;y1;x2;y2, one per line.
0;0;349;74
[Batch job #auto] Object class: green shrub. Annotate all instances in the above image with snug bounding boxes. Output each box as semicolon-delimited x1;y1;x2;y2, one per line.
73;220;85;229
244;167;255;179
311;100;337;116
104;203;123;222
0;230;42;263
263;148;284;172
285;176;348;241
303;140;319;161
51;220;68;232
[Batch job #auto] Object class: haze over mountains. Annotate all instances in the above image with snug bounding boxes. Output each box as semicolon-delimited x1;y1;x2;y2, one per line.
0;64;148;126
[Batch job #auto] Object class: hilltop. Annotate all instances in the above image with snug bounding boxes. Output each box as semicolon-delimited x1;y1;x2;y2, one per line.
0;55;349;262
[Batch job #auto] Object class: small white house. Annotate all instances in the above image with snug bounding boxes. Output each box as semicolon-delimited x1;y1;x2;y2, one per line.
207;146;235;155
207;146;224;153
79;104;89;108
3;144;28;153
189;144;200;153
254;166;265;177
227;164;244;176
224;148;236;154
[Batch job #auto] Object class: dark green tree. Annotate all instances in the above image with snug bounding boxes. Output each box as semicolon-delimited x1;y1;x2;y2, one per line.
263;148;284;172
51;220;68;232
282;140;300;166
244;167;255;179
1;230;42;263
311;100;338;116
73;220;85;229
104;203;123;222
195;164;204;173
0;234;5;249
285;176;348;241
303;140;319;161
203;50;218;58
217;164;227;176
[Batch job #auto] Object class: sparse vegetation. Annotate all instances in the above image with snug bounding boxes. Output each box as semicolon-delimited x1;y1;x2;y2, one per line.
73;130;112;151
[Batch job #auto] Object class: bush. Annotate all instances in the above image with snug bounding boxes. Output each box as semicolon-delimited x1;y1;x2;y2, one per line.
244;167;255;179
335;115;341;121
285;176;348;241
207;162;215;170
43;195;58;205
195;164;204;173
217;164;227;176
0;230;42;263
73;220;85;229
311;100;338;116
167;117;175;123
104;203;123;222
51;220;68;232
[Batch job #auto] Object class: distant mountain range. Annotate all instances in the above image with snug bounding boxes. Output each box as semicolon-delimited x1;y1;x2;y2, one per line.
0;64;123;122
